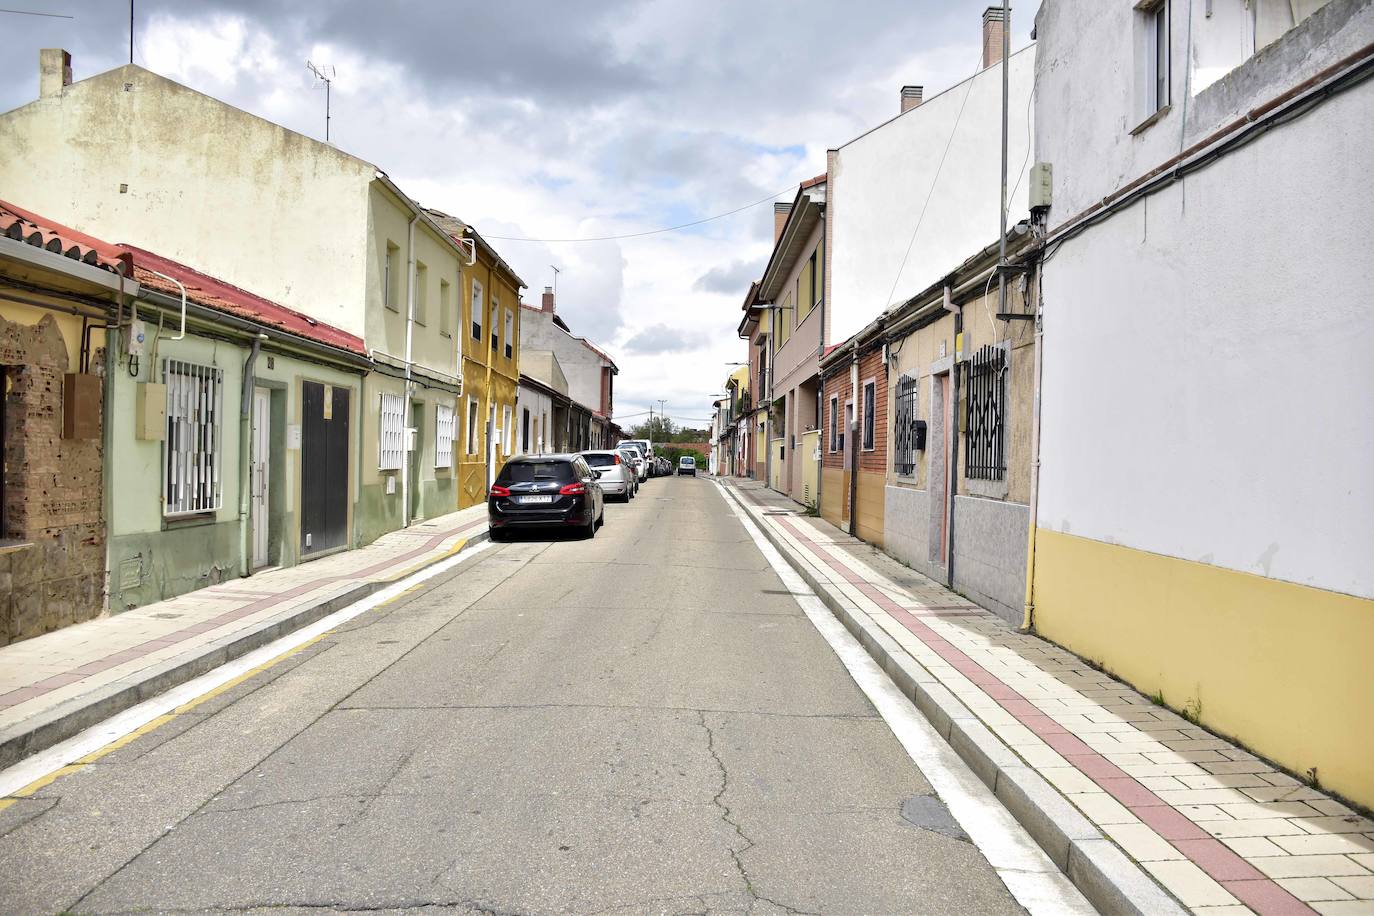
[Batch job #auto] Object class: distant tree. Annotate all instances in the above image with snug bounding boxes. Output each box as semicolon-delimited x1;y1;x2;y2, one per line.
628;416;677;442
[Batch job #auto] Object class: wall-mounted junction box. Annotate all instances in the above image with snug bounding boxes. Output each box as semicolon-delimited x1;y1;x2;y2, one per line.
135;382;166;440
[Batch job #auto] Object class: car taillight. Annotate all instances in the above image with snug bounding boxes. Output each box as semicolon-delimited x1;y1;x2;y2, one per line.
559;482;586;495
614;455;621;464
490;485;511;497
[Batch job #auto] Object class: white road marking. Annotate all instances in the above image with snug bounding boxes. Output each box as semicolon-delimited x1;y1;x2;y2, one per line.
715;481;1096;916
0;540;495;800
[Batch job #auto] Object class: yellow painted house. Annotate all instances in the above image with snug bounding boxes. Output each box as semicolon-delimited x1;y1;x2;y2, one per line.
427;211;524;508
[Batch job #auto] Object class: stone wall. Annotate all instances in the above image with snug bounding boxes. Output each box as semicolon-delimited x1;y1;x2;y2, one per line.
0;313;105;644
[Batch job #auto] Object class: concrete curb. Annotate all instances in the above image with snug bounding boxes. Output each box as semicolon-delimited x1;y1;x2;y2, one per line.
719;484;1184;916
0;528;490;772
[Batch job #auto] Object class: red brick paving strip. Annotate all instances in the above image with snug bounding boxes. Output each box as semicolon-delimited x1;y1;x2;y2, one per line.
746;495;1314;916
0;518;485;711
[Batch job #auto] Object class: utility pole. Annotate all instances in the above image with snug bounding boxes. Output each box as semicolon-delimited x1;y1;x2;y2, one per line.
129;0;134;63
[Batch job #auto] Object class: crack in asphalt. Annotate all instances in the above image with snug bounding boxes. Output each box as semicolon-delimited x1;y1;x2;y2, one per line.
99;899;530;914
334;702;878;720
696;711;820;916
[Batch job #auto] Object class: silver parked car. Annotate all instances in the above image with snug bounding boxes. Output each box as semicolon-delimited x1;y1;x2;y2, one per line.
618;442;651;483
581;450;636;501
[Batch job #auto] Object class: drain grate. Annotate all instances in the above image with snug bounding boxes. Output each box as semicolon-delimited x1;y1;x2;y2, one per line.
151;612;183;620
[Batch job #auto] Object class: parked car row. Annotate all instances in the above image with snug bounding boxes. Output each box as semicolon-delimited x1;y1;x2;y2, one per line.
487;442;677;540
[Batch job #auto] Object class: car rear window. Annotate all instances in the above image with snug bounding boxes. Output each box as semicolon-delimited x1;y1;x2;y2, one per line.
584;453;617;467
498;460;575;483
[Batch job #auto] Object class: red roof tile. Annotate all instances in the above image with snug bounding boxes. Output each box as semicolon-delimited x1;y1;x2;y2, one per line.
126;246;366;356
0;199;132;273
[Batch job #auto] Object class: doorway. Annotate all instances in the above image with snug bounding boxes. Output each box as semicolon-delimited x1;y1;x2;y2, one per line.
301;381;350;556
409;399;424;523
251;386;271;568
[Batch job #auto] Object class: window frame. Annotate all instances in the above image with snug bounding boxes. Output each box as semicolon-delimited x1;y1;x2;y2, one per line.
378;391;406;471
163;359;225;517
413;260;428;326
1142;0;1171;119
384;242;400;312
828;394;839;452
504;309;515;359
893;374;919;477
465;396;480;456
841;399;853;455
471;279;484;342
438;278;452;337
490;298;500;352
861;379;877;452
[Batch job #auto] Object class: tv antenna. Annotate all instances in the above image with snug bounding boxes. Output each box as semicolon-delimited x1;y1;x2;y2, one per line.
550;265;561;298
305;60;335;142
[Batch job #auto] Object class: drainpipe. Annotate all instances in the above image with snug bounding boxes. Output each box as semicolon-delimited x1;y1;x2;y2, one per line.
102;262;127;611
815;208;827;514
847;349;859;537
944;286;963;590
401;213;419;528
238;334;264;577
1021;266;1044;632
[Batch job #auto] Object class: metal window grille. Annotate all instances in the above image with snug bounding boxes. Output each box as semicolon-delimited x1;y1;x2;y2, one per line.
894;375;918;475
379;392;405;470
828;396;838;452
965;344;1006;480
862;382;876;450
163;359;224;516
434;403;455;469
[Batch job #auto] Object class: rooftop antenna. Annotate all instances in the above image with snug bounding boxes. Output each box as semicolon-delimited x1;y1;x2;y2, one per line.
305;60;335;142
550;265;561;299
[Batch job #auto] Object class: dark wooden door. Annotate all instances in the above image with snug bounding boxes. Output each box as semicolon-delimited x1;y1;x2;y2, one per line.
301;382;350;555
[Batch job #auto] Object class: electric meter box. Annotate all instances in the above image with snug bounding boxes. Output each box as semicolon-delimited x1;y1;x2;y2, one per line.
135;382;166;440
126;319;149;356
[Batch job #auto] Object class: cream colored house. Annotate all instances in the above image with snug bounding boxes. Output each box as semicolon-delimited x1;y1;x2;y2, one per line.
0;50;469;544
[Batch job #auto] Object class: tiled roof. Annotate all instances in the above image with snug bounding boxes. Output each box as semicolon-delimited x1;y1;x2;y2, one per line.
800;173;827;190
0;199;132;273
126;246;366;356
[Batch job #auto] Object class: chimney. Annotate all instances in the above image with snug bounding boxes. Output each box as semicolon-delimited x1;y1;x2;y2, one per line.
541;285;556;312
39;48;72;99
900;85;924;114
982;7;1007;70
773;202;792;242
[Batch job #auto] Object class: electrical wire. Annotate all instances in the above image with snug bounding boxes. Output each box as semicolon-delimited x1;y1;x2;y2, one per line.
0;8;74;17
481;183;805;243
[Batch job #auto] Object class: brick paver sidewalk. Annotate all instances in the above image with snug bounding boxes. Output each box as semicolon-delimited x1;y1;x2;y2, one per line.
0;505;488;761
722;478;1374;916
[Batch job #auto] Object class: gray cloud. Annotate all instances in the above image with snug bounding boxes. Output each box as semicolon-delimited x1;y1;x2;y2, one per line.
623;324;711;356
694;258;766;295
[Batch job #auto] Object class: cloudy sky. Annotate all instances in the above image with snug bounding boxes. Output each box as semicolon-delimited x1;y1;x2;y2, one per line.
1;1;1030;431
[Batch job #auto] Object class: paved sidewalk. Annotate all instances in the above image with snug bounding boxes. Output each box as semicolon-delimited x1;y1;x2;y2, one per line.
0;505;488;767
721;477;1374;916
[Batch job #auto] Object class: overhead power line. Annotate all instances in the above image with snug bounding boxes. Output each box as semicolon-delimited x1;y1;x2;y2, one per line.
482;182;805;244
0;7;74;17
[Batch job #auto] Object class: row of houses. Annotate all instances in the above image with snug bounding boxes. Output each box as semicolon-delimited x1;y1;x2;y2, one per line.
0;52;620;639
711;1;1374;811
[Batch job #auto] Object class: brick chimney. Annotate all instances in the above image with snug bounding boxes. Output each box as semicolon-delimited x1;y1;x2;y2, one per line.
773;202;792;242
900;85;923;114
39;49;72;99
982;7;1007;70
541;285;556;312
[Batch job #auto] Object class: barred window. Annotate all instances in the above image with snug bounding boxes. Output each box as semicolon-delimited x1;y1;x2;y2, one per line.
434;403;455;469
379;392;405;471
163;360;224;516
894;375;918;476
966;344;1005;480
828;395;838;452
862;380;876;451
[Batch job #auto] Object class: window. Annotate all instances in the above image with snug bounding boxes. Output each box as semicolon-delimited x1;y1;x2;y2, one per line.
434;403;455;469
384;242;400;312
439;279;452;336
504;310;514;359
893;375;918;476
466;397;480;455
379;392;405;471
413;261;428;325
758;348;768;400
1145;1;1171;116
841;401;852;455
163;360;224;516
828;394;839;452
490;298;500;351
797;252;815;323
776;293;792;347
861;380;876;451
502;406;512;451
965;345;1005;481
471;279;484;341
522;407;531;454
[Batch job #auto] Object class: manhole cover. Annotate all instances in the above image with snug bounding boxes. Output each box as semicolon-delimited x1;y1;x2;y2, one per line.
151;612;183;619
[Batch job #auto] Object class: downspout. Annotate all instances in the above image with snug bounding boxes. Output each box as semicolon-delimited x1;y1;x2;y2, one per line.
764;309;775;491
847;348;859;537
944;286;963;590
1021;263;1044;632
238;334;264;577
401;213;419;528
815;207;827;515
101;262;127;611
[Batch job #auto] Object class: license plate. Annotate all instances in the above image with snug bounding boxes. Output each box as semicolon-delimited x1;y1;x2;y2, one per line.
519;495;554;504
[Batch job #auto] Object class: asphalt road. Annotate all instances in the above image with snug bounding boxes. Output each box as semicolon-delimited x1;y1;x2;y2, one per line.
0;475;1025;915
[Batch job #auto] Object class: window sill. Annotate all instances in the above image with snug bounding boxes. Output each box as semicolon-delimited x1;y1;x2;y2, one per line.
1130;104;1172;136
162;513;219;531
0;539;34;556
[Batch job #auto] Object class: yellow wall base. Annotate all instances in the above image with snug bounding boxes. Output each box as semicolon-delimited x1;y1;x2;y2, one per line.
1033;529;1374;810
